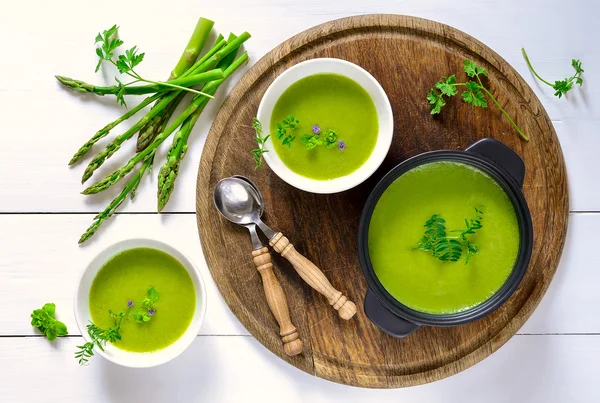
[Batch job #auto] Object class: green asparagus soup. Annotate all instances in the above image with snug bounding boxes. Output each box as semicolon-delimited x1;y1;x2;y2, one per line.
89;247;196;353
368;161;520;314
270;73;378;180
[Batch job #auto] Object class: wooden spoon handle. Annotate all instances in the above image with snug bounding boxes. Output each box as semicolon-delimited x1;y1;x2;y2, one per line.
269;232;357;320
251;247;303;356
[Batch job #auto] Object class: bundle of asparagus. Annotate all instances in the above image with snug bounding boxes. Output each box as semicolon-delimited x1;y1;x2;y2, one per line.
57;18;250;243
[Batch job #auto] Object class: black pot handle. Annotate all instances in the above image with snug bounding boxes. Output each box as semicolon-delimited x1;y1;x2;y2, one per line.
466;138;525;188
364;289;419;338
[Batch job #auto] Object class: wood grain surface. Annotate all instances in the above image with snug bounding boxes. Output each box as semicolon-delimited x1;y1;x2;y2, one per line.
196;14;568;388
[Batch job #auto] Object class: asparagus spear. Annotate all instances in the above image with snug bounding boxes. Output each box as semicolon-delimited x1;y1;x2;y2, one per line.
169;18;214;80
78;156;154;244
80;34;250;183
69;18;215;165
82;52;249;195
137;34;225;152
78;19;216;243
69;93;161;165
56;69;223;97
157;34;241;211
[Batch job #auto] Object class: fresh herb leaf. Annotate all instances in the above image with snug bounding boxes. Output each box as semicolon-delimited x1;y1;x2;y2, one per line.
114;77;127;107
322;129;338;148
115;46;145;74
427;89;446;114
522;48;584;98
434;75;458;96
251;118;269;168
75;305;130;365
417;208;484;264
133;287;159;323
141;287;159;309
276;114;298;146
461;81;487;108
133;310;152;323
427;60;528;141
464;60;488;78
301;128;339;150
30;303;68;341
94;25;124;73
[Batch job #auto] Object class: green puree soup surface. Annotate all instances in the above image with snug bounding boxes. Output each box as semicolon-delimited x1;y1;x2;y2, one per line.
368;161;520;314
270;73;378;180
89;248;196;353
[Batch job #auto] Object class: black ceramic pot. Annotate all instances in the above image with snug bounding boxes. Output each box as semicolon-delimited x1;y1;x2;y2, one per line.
357;138;533;338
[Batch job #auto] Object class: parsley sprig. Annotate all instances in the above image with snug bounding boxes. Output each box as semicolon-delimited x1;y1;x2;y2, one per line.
94;25;212;106
30;303;68;340
417;208;484;264
521;48;584;98
428;60;528;141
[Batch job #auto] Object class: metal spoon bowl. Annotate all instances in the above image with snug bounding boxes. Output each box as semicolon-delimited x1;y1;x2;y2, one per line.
213;177;263;226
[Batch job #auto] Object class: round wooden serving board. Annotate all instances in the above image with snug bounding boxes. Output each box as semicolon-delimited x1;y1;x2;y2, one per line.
196;15;568;388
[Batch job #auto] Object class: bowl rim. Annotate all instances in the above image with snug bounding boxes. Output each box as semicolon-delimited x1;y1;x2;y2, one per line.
256;57;394;194
357;149;534;326
73;238;207;368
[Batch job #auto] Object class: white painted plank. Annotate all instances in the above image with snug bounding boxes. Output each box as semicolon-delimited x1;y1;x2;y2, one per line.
0;334;598;402
1;0;599;213
0;214;249;336
0;212;596;336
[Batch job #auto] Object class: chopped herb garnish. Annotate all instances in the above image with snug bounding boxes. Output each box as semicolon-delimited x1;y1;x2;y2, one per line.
416;207;484;264
251;116;346;168
75;287;160;365
75;305;130;365
134;287;159;323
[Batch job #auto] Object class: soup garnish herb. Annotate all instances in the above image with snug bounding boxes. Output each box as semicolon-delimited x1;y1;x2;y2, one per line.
275;114;299;147
251;116;346;168
521;48;584;98
427;60;528;141
416;207;484;264
30;303;68;341
133;287;159;323
75;287;160;365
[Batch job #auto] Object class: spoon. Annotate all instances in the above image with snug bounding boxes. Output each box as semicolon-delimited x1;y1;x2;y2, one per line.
214;176;357;320
214;177;303;356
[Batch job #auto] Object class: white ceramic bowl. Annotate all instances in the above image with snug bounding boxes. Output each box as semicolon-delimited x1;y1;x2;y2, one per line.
257;58;394;194
74;239;207;368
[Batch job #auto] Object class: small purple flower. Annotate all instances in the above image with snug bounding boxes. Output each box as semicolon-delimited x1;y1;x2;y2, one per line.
338;140;346;151
148;309;156;316
127;300;134;307
312;125;321;134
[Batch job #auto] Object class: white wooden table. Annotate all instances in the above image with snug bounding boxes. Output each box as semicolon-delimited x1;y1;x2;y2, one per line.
1;0;598;401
